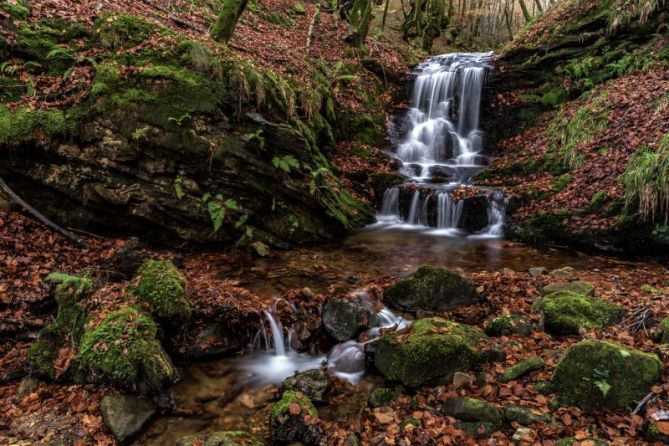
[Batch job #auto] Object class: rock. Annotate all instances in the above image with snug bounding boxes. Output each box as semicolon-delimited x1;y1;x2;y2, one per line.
131;259;191;320
549;267;575;279
657;317;669;344
279;369;332;403
542;280;595;296
186;323;240;359
368;388;397;408
176;431;262;446
528;267;547;276
556;438;608;446
454;421;497;439
504;404;550;425
251;241;270;257
452;372;475;389
16;377;38;401
374;317;490;387
484;314;533;337
533;381;555;394
102;238;145;281
100;394;155;445
269;390;322;444
498;356;545;383
439;397;503;428
459;195;489;232
540;291;622;335
383;266;479;312
512;427;535;444
553;339;662;413
322;296;376;342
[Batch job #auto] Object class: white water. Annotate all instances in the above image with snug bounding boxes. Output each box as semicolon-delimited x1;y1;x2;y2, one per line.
376;52;505;238
241;294;410;385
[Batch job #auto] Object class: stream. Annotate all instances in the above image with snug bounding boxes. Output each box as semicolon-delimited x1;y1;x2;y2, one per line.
134;53;628;444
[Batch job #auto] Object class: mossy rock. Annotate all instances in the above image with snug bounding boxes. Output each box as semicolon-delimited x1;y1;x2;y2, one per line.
454;420;497;439
176;431;262;446
553;339;661;413
279;369;332;403
269;391;321;444
556;438;608;446
484;314;533;337
657;317;669;344
542;280;595;296
368;387;397;408
374;318;489;387
383;266;479;312
439;397;503;428
131;260;191;320
540;291;621;335
504;404;550;425
76;307;175;391
95;14;154;49
498;356;545;383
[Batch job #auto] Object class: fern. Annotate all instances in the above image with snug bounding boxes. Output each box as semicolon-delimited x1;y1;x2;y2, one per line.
202;194;240;232
272;155;301;173
44;272;94;292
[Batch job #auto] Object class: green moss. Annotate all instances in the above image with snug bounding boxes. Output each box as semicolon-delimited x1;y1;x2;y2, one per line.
553;339;661;412
374;317;488;387
556;438;608;446
269;390;318;419
440;397;503;427
77;307;175;390
368;388;397;408
657;317;669;344
176;431;263;446
1;0;30;20
542;280;595;296
498;356;545;383
541;291;621;335
484;314;533;337
131;260;191;320
27;324;62;380
504;404;550;425
551;174;572;192
519;211;570;243
0;105;71;144
95;14;154;49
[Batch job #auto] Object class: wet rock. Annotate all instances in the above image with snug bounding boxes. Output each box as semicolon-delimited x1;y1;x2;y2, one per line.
269;390;322;444
279;369;332;403
542;280;595;296
484;314;533;337
504;404;550;425
100;394;155;445
322;296;376;342
186;323;240;359
383;266;479;312
498;356;545;383
556;438;608;446
540;291;621;335
439;397;503;428
529;267;547;276
374;318;489;387
549;267;575;280
368;387;397;408
553;340;662;413
176;431;262;446
459;195;489;232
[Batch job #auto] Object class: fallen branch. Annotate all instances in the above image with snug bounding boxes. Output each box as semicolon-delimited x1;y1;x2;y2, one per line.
0;176;89;248
306;8;321;54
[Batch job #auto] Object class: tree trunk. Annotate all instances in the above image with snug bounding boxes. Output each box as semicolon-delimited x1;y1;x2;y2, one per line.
211;0;248;43
349;0;373;46
518;0;531;22
533;0;543;13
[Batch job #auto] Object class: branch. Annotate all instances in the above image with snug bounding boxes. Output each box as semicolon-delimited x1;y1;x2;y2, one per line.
306;9;321;54
0;176;89;248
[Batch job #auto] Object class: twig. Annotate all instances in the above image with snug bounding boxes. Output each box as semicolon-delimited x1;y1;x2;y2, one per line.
632;391;657;415
0;176;89;248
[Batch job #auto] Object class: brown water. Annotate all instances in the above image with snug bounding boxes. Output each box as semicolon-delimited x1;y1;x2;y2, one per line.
134;226;627;445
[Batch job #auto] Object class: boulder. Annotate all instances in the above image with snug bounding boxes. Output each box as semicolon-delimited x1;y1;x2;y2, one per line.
549;267;575;280
131;259;191;320
553;340;662;413
528;267;547;276
279;369;332;403
100;394;155;444
383;266;479;312
484;314;533;337
269;391;322;444
322;296;376;342
439;397;503;428
540;291;621;335
186;323;240;359
374;318;490;387
498;356;545;383
176;431;262;446
542;280;595;296
459;195;490;232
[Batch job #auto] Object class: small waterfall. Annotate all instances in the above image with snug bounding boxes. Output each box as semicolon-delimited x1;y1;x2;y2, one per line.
373;52;506;239
263;309;286;356
482;191;507;237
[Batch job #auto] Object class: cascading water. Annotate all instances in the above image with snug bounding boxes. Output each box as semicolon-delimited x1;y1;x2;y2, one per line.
376;52;506;237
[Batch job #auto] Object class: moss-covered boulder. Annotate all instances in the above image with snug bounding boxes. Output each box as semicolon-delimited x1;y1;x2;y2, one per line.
439;397;503;428
498;356;545;383
383;266;479;312
542;280;595;296
27;274;93;379
322;297;376;342
176;431;262;446
100;394;155;445
484;314;533;337
374;318;490;387
269;390;321;444
540;291;621;335
131;260;191;320
76;307;175;391
553;340;662;413
504;404;550;425
279;369;332;403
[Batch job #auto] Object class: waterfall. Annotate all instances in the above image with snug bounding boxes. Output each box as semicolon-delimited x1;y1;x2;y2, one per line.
263;309;286;356
373;52;506;238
